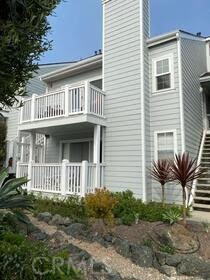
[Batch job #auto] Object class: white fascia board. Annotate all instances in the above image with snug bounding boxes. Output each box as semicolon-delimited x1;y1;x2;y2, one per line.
40;55;102;82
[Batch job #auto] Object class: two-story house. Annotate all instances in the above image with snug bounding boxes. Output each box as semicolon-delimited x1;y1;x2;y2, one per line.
5;0;210;212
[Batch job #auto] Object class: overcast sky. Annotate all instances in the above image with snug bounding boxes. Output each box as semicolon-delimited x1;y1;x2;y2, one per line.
40;0;210;64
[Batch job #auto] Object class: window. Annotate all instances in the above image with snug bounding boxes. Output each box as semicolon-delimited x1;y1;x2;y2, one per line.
153;54;174;92
155;131;177;160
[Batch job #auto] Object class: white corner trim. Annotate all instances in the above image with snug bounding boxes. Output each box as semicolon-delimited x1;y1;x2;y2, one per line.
154;129;178;162
176;33;186;153
140;0;146;203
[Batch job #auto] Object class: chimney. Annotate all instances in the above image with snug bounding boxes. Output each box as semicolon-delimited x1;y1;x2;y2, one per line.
197;32;202;37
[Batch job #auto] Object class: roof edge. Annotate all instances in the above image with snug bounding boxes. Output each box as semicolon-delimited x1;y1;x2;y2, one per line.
40;54;102;82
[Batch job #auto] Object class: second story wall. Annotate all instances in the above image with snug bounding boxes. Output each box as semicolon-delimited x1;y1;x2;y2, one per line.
149;39;182;203
181;37;206;158
48;67;102;90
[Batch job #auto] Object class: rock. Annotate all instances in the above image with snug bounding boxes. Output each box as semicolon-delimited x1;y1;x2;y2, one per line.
155;251;166;266
161;265;177;277
37;212;52;223
64;223;87;237
155;223;199;253
130;245;154;267
31;230;47;240
177;255;210;278
62;217;72;226
49;214;64;226
113;238;130;258
165;254;182;267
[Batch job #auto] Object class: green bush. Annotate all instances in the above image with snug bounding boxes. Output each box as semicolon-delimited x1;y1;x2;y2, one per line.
113;190;142;225
0;231;82;280
33;195;87;223
112;190;184;225
85;188;118;224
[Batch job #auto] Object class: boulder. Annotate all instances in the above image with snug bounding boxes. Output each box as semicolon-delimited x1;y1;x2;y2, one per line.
49;214;64;226
177;255;210;278
154;223;199;253
37;212;52;223
64;223;87;237
113;238;130;258
160;265;177;277
130;244;154;267
31;229;47;240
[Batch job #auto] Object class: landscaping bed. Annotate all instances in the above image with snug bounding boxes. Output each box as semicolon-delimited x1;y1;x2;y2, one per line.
31;189;210;278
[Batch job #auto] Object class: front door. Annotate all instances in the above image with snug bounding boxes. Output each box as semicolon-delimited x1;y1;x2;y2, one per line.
61;141;93;162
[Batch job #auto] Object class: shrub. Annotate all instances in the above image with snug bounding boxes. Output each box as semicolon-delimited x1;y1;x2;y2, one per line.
34;195;87;223
113;190;142;225
160;244;175;255
85;188;118;224
0;231;82;280
162;208;181;225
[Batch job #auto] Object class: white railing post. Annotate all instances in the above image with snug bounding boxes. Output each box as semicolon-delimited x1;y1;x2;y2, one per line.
31;94;37;121
27;160;34;192
61;159;68;196
81;160;88;197
64;85;69;117
84;81;90;114
16;161;20;178
19;100;23;124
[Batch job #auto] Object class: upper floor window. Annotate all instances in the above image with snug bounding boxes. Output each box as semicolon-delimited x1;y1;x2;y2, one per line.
154;130;177;161
152;54;174;93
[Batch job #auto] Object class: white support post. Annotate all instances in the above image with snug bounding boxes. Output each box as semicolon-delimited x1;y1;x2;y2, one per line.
19;104;23;124
84;81;90;114
94;125;101;188
64;85;69;117
61;159;68;196
29;132;35;163
31;94;37;122
20;137;25;162
81;160;88;197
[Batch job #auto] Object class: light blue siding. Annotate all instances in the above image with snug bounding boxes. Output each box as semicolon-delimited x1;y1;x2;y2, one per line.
103;0;149;197
181;38;207;158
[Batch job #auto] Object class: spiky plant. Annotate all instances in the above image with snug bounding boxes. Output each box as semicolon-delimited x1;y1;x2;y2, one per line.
0;168;33;222
150;159;171;206
170;153;202;224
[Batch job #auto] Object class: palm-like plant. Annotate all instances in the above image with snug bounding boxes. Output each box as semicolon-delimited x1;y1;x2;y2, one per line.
0;168;33;215
170;152;202;224
150;159;171;206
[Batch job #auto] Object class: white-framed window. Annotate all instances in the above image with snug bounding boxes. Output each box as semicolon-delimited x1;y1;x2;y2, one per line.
154;130;177;161
152;54;174;93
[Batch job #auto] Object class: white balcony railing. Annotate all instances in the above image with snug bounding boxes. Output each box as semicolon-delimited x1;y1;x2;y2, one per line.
20;82;105;124
16;160;105;197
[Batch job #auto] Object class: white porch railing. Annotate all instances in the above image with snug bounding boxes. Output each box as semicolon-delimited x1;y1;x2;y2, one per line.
20;82;105;124
16;160;104;196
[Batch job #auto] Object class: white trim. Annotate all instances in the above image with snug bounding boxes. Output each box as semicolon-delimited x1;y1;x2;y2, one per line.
177;33;186;152
140;0;146;202
154;129;178;162
152;53;175;94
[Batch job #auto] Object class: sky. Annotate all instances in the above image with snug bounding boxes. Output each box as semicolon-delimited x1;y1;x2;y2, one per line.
40;0;210;64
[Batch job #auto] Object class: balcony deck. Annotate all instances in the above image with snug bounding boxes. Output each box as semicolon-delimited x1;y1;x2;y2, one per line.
19;82;106;131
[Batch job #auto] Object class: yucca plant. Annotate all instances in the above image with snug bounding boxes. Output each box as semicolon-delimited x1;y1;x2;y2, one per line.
150;159;171;206
0;168;33;223
170;152;202;224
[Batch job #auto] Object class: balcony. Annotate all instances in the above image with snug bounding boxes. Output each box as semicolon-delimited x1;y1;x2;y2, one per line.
19;81;105;131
